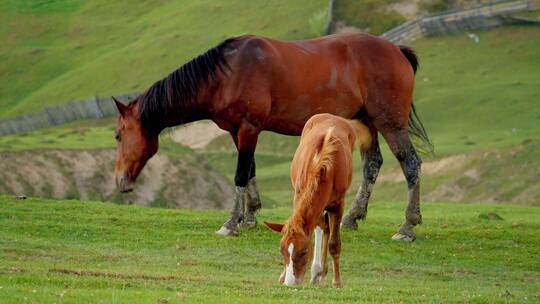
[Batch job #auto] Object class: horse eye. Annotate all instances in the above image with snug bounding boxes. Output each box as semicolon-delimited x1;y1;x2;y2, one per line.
299;250;308;257
115;132;121;142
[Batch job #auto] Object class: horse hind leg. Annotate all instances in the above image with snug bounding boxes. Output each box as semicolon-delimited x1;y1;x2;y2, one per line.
342;134;383;229
242;160;262;228
383;129;422;242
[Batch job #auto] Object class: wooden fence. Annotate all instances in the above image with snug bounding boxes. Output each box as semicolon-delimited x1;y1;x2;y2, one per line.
0;93;138;136
381;0;537;43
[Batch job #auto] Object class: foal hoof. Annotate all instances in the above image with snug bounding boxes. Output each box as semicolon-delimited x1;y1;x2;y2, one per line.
310;273;325;285
341;215;358;230
216;225;239;236
391;232;415;242
332;280;343;288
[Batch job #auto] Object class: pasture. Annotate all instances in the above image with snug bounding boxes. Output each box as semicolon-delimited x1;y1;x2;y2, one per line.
1;196;539;303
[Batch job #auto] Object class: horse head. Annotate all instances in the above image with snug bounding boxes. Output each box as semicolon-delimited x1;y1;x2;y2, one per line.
113;96;158;193
264;221;311;286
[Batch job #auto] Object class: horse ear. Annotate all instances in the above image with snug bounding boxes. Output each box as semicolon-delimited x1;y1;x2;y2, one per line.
264;221;284;233
112;97;128;116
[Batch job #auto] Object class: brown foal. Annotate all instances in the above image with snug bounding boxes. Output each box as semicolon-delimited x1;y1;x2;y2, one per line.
264;113;371;287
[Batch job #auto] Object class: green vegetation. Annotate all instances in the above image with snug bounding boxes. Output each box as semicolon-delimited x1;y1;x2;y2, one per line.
1;196;538;303
333;0;407;34
0;0;327;118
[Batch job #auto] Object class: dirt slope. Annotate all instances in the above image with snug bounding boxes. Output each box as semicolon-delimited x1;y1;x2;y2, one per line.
0;149;234;209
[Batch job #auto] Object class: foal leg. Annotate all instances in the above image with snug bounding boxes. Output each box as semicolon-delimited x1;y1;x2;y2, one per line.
328;204;344;288
311;214;329;285
216;125;259;236
342;135;383;229
383;129;422;242
242;160;262;228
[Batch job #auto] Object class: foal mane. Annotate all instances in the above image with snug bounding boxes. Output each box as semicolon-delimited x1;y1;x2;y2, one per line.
132;38;237;134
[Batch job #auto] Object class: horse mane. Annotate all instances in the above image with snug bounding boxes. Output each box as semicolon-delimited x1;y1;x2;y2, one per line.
294;128;340;219
132;38;237;134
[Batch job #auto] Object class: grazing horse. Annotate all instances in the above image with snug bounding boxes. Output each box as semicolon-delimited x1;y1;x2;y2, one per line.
113;32;432;240
264;113;371;287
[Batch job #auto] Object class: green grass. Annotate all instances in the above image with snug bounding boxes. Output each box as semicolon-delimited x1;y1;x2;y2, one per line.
412;26;540;156
0;0;327;118
0;196;538;303
333;0;406;34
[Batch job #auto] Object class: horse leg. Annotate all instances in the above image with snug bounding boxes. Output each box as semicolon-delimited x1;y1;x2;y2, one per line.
382;129;422;242
342;134;382;229
311;214;329;285
328;203;344;288
216;124;259;236
242;160;262;228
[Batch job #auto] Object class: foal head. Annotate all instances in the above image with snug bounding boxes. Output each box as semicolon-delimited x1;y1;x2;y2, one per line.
113;97;158;192
264;221;311;286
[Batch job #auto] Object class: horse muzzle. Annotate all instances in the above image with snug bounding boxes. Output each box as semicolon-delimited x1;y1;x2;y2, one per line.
116;173;135;193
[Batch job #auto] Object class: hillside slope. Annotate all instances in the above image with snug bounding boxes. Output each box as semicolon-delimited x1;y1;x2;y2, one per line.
0;0;327;117
0;196;538;303
201;25;540;206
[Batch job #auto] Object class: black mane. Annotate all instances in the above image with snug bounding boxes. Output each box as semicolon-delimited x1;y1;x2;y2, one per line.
133;38;236;134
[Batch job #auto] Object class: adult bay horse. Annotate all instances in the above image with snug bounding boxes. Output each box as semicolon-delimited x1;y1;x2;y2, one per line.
113;32;432;240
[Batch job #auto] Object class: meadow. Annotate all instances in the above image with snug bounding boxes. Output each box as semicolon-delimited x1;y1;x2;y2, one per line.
0;196;539;303
1;2;539;302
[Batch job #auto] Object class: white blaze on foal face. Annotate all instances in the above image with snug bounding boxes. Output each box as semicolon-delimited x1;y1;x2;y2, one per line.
284;243;296;285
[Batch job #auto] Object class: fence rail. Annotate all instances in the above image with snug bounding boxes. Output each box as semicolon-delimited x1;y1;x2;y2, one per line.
381;0;536;43
0;93;138;136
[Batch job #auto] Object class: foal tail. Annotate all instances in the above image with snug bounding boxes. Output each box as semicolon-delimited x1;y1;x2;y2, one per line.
399;45;434;154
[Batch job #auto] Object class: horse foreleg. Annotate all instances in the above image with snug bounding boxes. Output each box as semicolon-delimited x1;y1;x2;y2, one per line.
311;214;329;285
243;160;262;228
328;204;344;288
216;125;259;236
342;136;383;229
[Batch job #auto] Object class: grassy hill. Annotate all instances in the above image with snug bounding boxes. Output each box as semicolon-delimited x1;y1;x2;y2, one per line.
1;25;539;206
0;0;328;118
1;196;539;303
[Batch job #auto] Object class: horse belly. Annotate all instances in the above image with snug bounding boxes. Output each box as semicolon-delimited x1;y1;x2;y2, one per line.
265;92;362;135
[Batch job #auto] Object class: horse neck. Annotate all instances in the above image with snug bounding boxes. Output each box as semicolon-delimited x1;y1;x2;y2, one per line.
290;200;325;236
160;85;216;129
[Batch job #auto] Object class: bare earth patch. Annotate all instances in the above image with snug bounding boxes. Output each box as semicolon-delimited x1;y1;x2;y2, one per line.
0;149;233;209
169;120;227;149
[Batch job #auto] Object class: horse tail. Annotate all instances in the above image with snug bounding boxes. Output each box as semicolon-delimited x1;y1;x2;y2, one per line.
399;45;434;154
399;45;418;74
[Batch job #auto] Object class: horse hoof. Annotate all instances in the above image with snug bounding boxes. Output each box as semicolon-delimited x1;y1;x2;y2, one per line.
240;219;257;228
216;226;239;236
310;273;325;285
332;281;343;288
391;233;415;242
341;215;358;230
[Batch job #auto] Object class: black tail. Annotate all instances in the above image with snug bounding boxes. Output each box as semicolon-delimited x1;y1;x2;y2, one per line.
399;45;434;154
